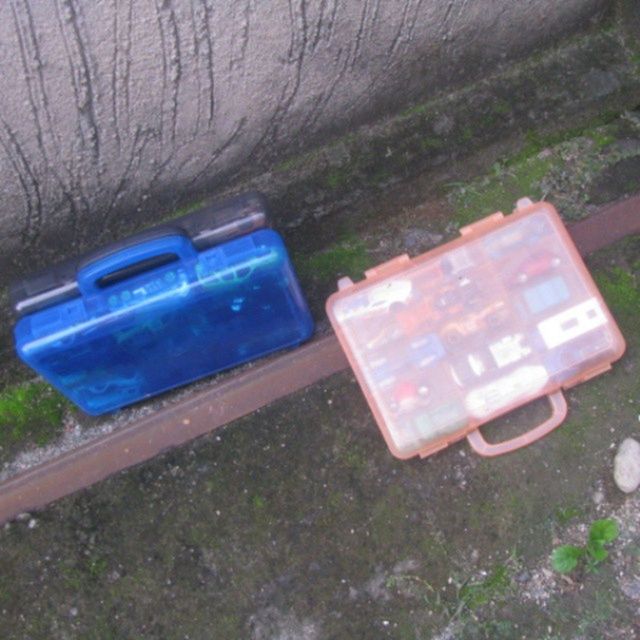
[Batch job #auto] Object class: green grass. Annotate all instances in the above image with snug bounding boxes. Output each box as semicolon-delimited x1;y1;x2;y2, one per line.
458;564;511;610
554;505;584;527
0;381;68;448
86;556;109;580
251;494;267;510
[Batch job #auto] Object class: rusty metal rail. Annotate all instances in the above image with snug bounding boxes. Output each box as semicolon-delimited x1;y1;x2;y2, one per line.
1;196;638;524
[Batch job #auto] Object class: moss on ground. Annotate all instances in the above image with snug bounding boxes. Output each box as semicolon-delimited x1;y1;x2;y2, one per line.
449;116;640;226
0;381;68;451
293;236;374;317
159;197;208;223
554;505;584;527
594;265;640;328
297;237;371;283
448;155;554;226
458;563;512;611
506;114;620;166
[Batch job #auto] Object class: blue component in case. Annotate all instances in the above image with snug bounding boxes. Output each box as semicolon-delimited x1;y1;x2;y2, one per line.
14;228;313;415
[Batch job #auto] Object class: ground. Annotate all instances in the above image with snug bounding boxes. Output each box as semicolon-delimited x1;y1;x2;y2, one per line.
1;21;640;640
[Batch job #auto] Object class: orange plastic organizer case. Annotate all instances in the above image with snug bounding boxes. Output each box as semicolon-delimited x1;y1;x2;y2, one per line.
326;199;626;459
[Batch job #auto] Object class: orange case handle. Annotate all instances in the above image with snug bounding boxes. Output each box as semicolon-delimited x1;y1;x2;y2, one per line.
466;390;567;457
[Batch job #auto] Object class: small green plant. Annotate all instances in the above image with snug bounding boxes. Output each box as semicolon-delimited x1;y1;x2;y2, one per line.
458;564;511;610
551;518;619;574
554;505;583;526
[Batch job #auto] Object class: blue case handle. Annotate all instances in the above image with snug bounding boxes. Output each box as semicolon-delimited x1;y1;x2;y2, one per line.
77;232;198;296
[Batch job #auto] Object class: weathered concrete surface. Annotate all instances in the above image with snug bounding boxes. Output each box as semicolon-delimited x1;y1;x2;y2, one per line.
620;0;640;37
0;0;610;276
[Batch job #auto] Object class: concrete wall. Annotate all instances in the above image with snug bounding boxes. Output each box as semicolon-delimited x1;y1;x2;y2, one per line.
0;0;610;278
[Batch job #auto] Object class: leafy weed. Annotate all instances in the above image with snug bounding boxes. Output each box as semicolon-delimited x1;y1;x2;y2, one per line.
551;518;619;574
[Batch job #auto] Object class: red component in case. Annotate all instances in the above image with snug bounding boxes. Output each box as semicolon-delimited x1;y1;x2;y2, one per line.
326;199;626;459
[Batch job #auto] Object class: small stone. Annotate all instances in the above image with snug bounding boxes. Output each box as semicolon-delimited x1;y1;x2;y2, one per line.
613;438;640;493
27;518;37;529
107;570;121;583
592;490;604;505
69;607;78;617
402;228;443;251
433;114;454;136
620;577;640;601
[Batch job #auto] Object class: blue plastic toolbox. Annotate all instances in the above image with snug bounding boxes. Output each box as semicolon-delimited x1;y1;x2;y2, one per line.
11;192;314;415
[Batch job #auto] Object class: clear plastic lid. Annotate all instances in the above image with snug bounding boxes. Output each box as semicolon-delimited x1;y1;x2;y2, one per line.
327;201;625;459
